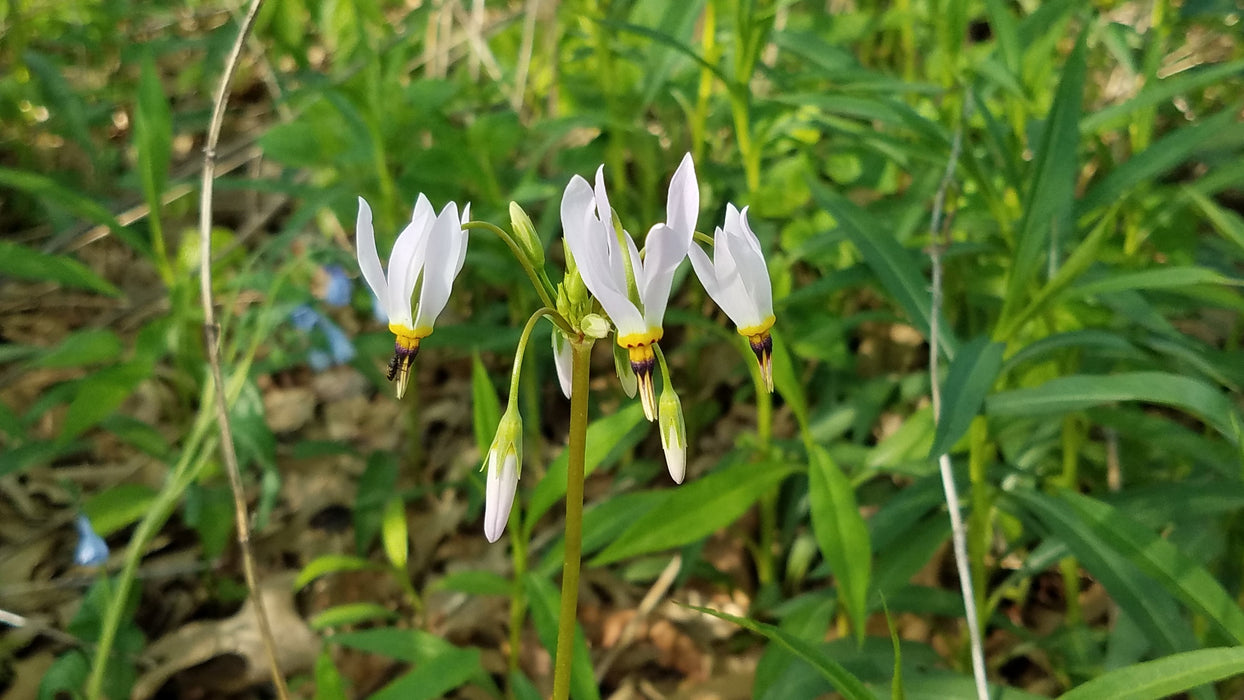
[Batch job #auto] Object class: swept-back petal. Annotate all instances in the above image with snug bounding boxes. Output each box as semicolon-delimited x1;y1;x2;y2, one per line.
413;202;463;330
639;223;690;329
355;198;388;303
711;226;760;326
665;153;698;237
732;206;772;318
387;195;435;327
562;173;645;335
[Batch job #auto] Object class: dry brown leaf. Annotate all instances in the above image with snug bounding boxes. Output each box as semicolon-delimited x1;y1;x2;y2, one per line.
131;575;317;699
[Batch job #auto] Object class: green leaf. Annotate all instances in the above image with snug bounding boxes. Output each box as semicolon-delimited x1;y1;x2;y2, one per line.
592;459;798;566
312;650;348;700
1001;32;1085;326
0;168;130;245
1081;58;1244;133
354;451;398;553
986;371;1241;445
1000;488;1201;659
329;627;484;700
381;496;408;571
135;54;171;211
82;484;157;537
525;403;647;533
310;603;399;631
1186;185;1244;255
524;573;601;700
929;336;1004;457
471;353;501;457
1071;266;1241;298
432;570;512;597
1058;647;1244;700
0;241;121;297
60;360;152;442
294;554;384;590
809;180;956;358
1053;490;1244;644
684;605;877;700
772;329;810;436
808;446;871;640
1080;109;1238;214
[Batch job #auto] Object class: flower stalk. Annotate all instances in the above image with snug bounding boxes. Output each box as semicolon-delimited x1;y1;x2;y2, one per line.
551;335;593;700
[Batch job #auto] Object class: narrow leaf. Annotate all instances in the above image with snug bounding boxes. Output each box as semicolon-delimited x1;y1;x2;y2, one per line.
685;604;877;700
930;336;1004;457
591;459;797;566
1058;647;1244;700
808;446;871;640
809;179;956;358
1001;33;1085;324
986;371;1241;445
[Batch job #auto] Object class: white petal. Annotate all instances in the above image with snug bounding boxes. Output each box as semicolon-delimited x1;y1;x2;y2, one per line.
387;195;435;327
414;202;463;330
562;173;645;335
355;197;388;304
665;153;699;237
733;206;773;318
662;429;685;484
711;226;762;327
639;223;690;330
593;167;629;288
552;329;573;399
484;452;518;543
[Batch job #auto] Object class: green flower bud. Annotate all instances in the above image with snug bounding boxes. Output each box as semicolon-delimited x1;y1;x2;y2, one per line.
658;389;686;483
508;201;545;268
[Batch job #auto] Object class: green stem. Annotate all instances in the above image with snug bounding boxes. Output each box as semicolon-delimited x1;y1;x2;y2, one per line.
464;221;560;312
551;337;593;700
691;1;718;163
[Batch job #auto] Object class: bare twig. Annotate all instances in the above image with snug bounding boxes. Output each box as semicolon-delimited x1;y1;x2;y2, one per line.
594;554;682;682
197;1;289;699
927;97;988;700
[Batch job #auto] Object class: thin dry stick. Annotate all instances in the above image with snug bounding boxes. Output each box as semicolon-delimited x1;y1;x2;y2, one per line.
927;99;988;700
198;1;289;698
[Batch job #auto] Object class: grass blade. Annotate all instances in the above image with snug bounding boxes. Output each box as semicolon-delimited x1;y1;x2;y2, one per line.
1058;647;1244;700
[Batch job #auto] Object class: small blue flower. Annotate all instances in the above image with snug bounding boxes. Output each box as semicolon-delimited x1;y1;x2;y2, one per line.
74;514;109;567
290;304;320;332
289;304;355;371
323;265;351;307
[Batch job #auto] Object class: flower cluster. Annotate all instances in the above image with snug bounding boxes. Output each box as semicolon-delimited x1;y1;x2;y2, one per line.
352;154;773;542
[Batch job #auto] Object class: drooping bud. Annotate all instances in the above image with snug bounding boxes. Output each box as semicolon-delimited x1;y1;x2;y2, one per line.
658;389;687;483
483;407;523;543
581;314;610;340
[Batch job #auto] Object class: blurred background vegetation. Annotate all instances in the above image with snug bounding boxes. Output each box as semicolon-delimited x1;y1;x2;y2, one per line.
2;0;1244;698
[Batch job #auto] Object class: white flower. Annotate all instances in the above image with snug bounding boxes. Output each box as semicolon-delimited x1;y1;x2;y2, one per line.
560;153;698;418
356;196;470;398
687;203;775;391
483;408;522;543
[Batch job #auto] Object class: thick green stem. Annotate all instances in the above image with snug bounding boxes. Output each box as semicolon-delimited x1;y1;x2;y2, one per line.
691;1;718;163
507;516;528;693
551;338;593;700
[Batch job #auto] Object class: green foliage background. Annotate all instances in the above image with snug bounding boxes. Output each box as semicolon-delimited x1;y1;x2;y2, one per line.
2;0;1244;698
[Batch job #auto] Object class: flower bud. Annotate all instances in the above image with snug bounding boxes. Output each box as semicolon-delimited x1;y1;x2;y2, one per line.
508;201;545;268
483;408;523;542
581;314;610;340
658;389;686;483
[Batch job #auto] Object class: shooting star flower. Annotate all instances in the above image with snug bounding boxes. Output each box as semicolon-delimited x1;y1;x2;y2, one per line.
356;195;470;398
561;154;698;419
687;204;775;391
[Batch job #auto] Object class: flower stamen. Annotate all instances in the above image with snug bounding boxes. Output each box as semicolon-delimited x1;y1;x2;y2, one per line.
739;315;776;393
388;324;432;399
619;329;662;421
